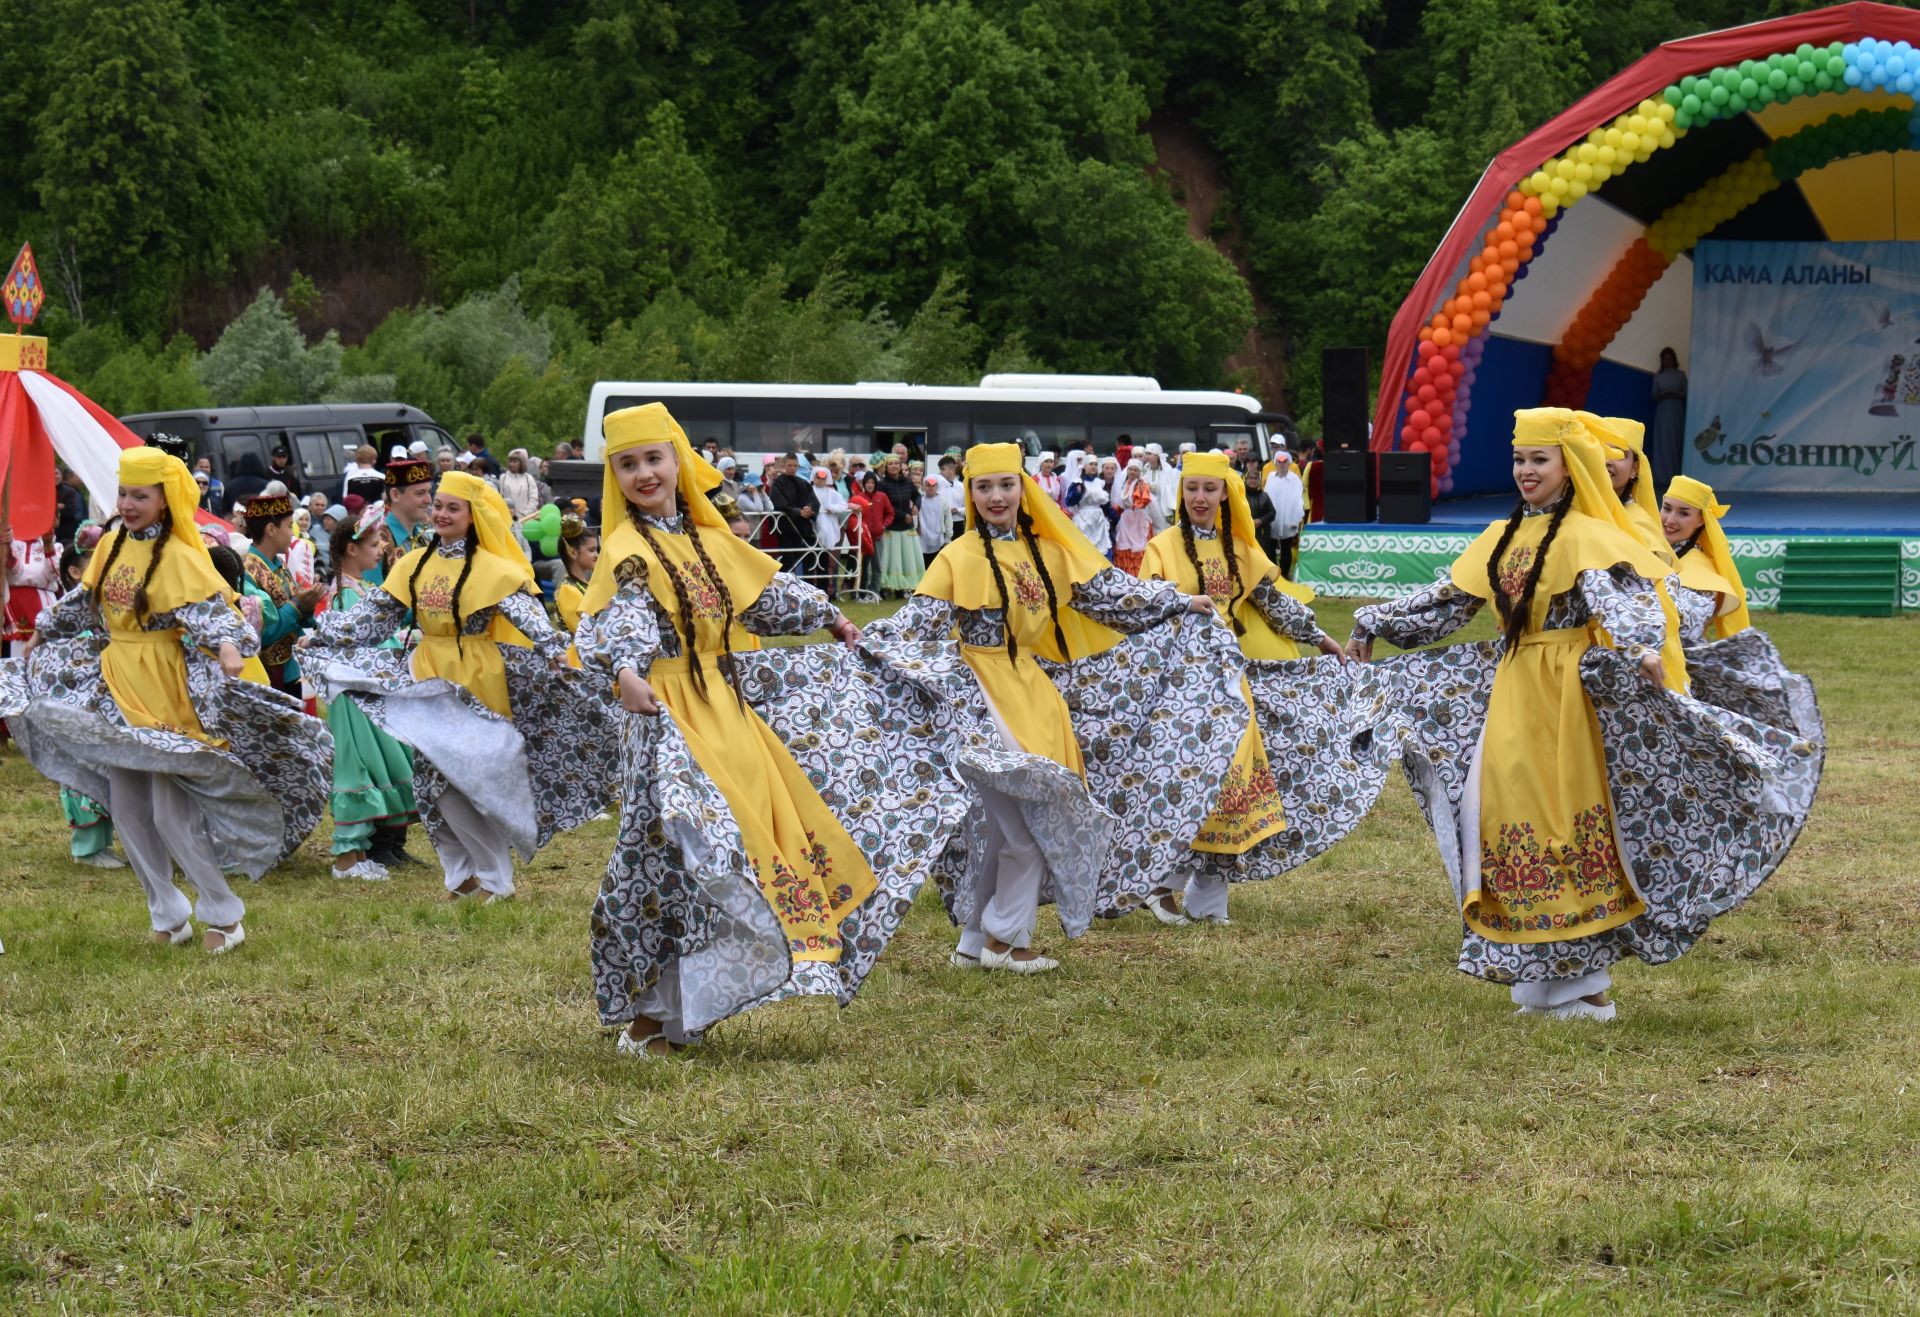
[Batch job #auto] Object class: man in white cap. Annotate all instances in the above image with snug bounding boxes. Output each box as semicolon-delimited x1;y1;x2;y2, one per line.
408;439;430;459
1264;449;1306;580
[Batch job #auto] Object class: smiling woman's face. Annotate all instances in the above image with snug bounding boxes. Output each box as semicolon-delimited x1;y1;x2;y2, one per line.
1512;446;1569;508
613;442;679;516
970;473;1022;528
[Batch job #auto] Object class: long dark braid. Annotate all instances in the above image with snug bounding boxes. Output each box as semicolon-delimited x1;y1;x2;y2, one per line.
447;527;479;656
628;499;724;705
401;531;438;662
1017;509;1071;660
682;499;746;708
1490;489;1572;658
89;525;131;621
1179;508;1231;627
1672;527;1703;558
978;520;1019;663
1217;500;1248;635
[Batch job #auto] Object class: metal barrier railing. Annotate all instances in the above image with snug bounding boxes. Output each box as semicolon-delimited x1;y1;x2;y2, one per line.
742;509;879;605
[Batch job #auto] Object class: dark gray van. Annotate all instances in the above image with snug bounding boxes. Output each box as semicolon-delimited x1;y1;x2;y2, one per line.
118;403;457;493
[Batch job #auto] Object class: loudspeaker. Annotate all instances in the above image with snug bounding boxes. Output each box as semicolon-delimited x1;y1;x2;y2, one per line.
1378;450;1432;524
1322;449;1375;523
1322;347;1371;452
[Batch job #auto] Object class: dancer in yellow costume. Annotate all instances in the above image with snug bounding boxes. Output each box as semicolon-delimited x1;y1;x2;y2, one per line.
1136;450;1347;926
305;471;612;902
1351;409;1715;1021
579;403;873;1057
551;511;598;668
864;442;1219;974
10;447;331;953
1586;411;1691;692
1659;476;1750;643
1659;476;1825;757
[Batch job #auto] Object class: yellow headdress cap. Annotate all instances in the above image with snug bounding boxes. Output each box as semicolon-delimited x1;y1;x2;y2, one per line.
1665;475;1731;518
1580;411;1662;534
962;442;1026;480
1178;451;1234;482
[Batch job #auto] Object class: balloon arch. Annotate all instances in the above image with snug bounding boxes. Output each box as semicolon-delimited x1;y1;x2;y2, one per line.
1373;2;1920;496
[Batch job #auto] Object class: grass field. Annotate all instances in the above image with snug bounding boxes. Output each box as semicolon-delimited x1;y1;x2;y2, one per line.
2;602;1917;1313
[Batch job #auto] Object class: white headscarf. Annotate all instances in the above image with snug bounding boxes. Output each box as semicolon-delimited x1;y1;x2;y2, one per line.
1265;452;1305;536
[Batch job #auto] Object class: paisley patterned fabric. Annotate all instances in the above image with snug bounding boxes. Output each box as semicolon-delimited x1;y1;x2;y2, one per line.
3;586;331;877
581;569;1011;1036
871;565;1250;927
305;583;615;860
1356;571;1819;984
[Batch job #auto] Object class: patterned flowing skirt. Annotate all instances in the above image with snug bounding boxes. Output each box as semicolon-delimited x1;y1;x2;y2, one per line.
1162;655;1396;890
307;643;615;865
1370;639;1819;984
588;640;1028;1037
1;638;332;878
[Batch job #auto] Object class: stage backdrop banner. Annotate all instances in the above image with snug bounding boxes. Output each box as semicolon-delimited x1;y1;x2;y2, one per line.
1687;239;1920;494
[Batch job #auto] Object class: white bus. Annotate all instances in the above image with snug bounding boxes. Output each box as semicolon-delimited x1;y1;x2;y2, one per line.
579;375;1287;467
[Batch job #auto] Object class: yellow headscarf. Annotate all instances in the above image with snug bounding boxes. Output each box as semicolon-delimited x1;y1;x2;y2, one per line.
82;448;233;613
1175;451;1313;603
1451;408;1686;688
582;402;776;616
1586;414;1660;520
380;469;536;631
438;470;534;588
917;442;1118;659
1664;476;1751;637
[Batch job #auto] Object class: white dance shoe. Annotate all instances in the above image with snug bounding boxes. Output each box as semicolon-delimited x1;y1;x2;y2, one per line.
978;945;1060;974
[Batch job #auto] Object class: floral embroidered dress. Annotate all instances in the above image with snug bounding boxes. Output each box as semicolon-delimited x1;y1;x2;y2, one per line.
1353;508;1818;986
305;538;615;865
1139;524;1391;890
581;510;1011;1035
864;525;1251;929
0;529;331;875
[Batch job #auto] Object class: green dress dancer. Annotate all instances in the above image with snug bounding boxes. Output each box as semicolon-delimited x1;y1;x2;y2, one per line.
323;580;419;878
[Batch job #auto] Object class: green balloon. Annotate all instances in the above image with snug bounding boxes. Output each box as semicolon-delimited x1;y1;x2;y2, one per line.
1710;84;1731;105
1798;59;1817;81
1682;93;1703;115
1739;77;1760;98
1827;55;1846;77
1675;109;1693;130
1768;68;1787;89
1728;93;1749;114
1815;71;1835;92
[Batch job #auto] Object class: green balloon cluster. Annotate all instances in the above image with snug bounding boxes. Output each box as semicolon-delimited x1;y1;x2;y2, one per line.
1664;42;1848;129
1644;151;1780;256
1766;104;1911;180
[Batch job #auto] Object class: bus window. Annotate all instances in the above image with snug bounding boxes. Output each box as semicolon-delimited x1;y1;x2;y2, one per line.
603;396;733;451
734;399;851;456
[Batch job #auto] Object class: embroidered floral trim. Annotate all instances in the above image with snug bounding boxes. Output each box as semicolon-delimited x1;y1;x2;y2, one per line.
671;558;724;619
1498;546;1536;602
1474;802;1638;935
1010;560;1047;611
101;563;141;611
1192;757;1285;850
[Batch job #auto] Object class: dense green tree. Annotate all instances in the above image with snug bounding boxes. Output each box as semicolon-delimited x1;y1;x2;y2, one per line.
34;0;215;323
524;103;734;325
198;288;345;405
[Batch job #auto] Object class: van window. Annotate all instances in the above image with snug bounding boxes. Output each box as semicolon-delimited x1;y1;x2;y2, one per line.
411;424;455;454
218;432;267;476
293;431;336;479
365;425;413;462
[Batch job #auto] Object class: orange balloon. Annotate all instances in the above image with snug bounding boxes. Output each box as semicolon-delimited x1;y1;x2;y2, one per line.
1452;314;1473;335
1507;190;1527;209
1431;313;1449;331
1501;257;1519;275
1471;291;1492;311
1419;327;1434;342
1433;328;1453;347
1494;222;1515;242
1467;272;1488;293
1471;309;1491;328
1524;196;1543;217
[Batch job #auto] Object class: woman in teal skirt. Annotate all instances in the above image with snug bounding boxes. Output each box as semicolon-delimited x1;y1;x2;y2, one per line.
873;453;926;594
54;538;125;869
320;508;418;879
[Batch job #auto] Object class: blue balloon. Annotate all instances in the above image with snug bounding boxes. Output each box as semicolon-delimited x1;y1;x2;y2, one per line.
1845;65;1864;86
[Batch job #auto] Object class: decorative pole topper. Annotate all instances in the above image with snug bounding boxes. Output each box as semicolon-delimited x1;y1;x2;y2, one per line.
2;242;48;371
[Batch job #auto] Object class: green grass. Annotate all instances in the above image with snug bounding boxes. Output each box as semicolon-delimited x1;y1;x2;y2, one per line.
3;603;1918;1313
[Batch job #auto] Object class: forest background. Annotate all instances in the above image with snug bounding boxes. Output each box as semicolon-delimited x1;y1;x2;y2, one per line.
1;0;1800;453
